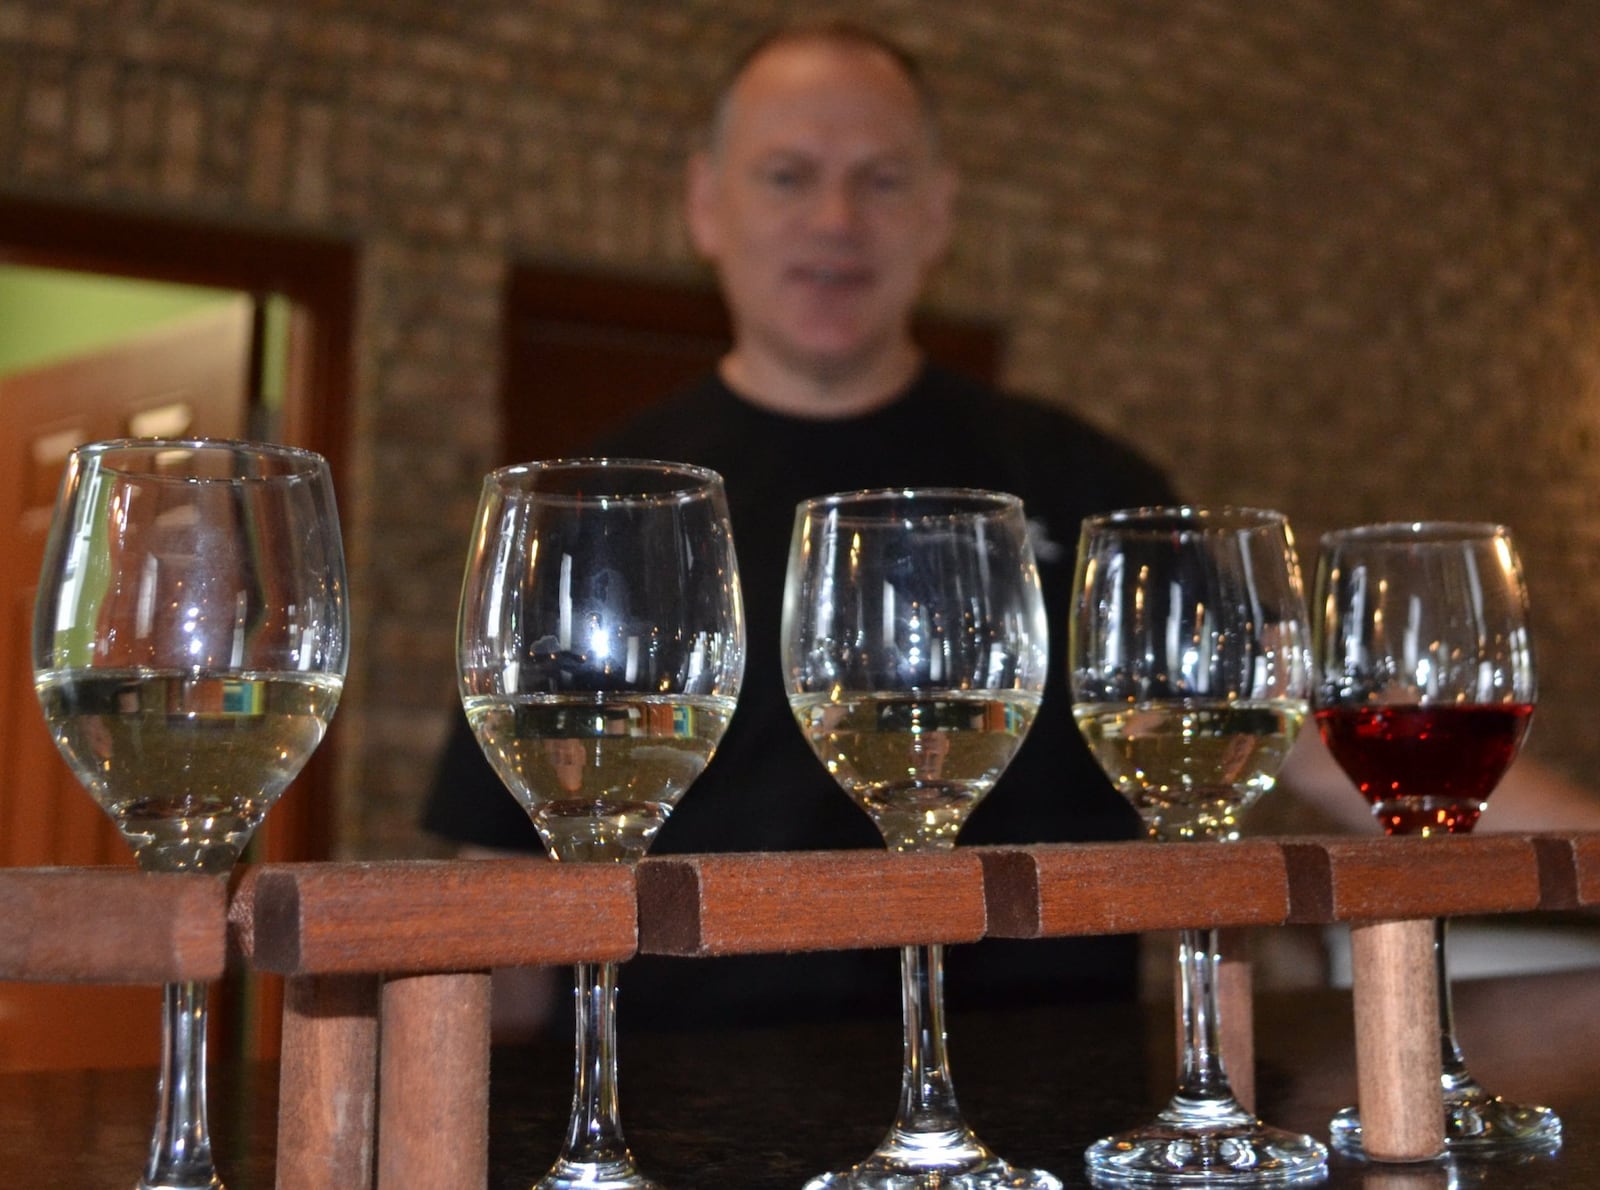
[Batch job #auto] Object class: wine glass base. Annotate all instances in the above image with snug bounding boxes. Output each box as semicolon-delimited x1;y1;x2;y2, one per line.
138;1175;223;1190
1085;1118;1328;1186
1328;1092;1562;1158
804;1159;1062;1190
805;1131;1063;1190
534;1156;663;1190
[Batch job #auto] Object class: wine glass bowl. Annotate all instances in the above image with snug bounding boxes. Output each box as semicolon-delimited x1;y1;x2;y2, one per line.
457;458;744;866
33;438;348;1189
1070;506;1327;1185
1313;522;1534;840
456;458;744;1189
1071;507;1309;847
1312;522;1558;1156
790;691;1038;851
783;488;1059;1190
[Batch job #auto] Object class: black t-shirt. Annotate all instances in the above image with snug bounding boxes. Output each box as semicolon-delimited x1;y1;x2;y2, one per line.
423;362;1179;1028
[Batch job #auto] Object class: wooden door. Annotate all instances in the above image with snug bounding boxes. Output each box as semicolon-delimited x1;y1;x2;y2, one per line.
0;299;254;1070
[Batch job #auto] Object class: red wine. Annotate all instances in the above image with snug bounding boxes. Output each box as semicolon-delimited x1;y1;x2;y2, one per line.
1314;704;1533;836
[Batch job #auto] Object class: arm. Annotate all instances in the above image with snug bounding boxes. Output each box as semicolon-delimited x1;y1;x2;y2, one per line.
1277;728;1600;834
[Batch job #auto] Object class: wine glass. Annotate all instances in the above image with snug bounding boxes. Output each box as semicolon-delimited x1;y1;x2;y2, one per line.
1312;522;1559;1156
32;438;348;1190
782;487;1060;1190
456;458;744;1189
1069;506;1327;1185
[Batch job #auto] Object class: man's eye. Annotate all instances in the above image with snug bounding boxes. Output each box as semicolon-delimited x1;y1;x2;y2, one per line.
763;167;806;190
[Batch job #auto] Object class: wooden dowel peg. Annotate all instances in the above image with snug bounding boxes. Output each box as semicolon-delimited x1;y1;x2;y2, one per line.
377;971;491;1190
1358;1167;1455;1190
276;974;380;1190
1349;918;1444;1162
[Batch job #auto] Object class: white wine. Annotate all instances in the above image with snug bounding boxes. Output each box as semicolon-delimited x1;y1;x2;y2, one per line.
789;690;1039;852
35;668;343;872
1073;698;1305;842
462;692;734;863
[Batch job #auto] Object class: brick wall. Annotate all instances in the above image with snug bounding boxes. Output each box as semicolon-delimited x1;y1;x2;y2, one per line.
4;0;1598;855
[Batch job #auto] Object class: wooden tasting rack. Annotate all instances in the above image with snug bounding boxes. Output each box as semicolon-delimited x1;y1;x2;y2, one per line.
3;832;1598;1186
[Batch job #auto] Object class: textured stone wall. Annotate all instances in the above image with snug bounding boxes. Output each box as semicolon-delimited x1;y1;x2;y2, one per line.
4;0;1598;855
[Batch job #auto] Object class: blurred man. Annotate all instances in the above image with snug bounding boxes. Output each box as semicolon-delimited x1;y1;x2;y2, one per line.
426;21;1178;1032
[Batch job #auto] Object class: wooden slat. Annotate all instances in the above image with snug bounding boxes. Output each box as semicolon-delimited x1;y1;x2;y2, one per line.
1572;834;1600;907
980;840;1291;938
247;860;637;976
228;864;261;960
1283;835;1541;924
1531;834;1581;910
0;868;225;983
636;850;987;956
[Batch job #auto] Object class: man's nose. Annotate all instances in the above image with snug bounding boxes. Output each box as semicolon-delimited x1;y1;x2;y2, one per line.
808;180;863;235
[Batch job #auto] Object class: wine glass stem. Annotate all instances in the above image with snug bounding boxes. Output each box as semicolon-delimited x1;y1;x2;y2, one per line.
1175;927;1237;1106
892;943;965;1135
143;979;219;1190
1435;918;1471;1084
561;960;631;1168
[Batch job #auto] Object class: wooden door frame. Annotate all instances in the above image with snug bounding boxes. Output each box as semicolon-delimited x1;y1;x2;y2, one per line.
0;194;358;863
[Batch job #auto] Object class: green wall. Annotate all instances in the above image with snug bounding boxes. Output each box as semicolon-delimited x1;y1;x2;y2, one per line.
0;265;238;377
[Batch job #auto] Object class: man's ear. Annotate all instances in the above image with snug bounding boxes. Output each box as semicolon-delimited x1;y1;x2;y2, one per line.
685;150;722;259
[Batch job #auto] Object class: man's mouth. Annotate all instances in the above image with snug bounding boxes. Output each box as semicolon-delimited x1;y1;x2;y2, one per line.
790;264;873;290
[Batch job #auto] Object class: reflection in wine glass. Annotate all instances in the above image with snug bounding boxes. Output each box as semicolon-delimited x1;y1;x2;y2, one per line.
1351;1142;1554;1190
1356;1164;1458;1190
33;439;348;1190
783;488;1060;1190
456;458;744;1190
1312;523;1560;1157
1070;506;1327;1185
543;737;590;792
911;728;953;780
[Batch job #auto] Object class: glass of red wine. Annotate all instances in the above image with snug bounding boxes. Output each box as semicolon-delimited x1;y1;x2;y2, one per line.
1312;521;1560;1155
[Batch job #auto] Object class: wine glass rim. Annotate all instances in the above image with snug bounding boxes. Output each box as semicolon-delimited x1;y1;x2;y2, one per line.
798;486;1024;518
485;456;725;503
1321;520;1511;544
70;437;330;480
1083;504;1289;532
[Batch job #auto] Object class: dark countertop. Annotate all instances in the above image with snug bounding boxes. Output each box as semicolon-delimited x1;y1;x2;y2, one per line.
3;969;1597;1187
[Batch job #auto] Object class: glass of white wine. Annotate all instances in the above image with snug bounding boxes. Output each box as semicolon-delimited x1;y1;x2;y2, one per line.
782;488;1060;1190
1070;506;1326;1185
456;458;744;1190
33;438;348;1190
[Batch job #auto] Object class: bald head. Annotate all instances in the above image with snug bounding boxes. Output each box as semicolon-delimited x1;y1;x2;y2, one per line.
705;22;942;160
